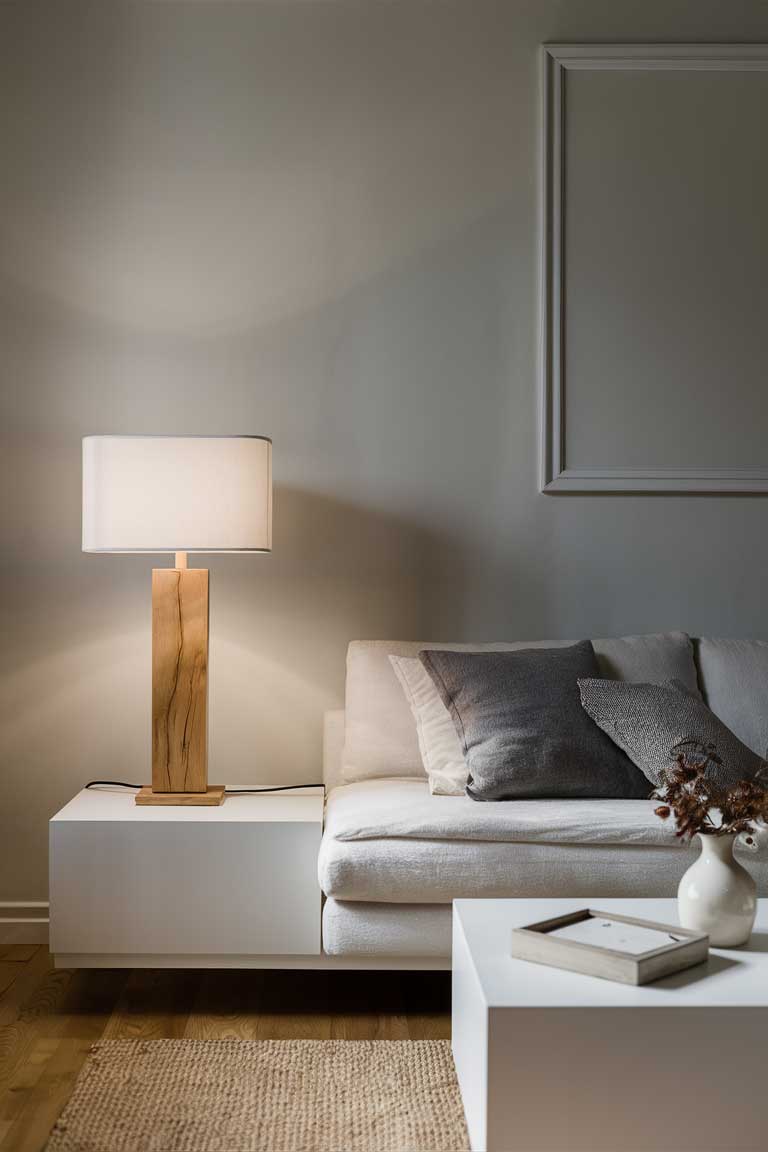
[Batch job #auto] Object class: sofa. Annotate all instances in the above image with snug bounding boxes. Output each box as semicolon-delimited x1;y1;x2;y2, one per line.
318;634;768;963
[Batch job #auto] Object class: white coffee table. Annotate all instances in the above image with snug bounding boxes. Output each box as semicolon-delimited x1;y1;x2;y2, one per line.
452;898;768;1152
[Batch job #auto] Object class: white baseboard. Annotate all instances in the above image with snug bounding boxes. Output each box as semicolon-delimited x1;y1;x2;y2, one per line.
0;901;50;924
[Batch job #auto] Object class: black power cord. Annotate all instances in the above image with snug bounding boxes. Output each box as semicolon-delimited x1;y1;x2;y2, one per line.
225;785;324;795
85;781;324;795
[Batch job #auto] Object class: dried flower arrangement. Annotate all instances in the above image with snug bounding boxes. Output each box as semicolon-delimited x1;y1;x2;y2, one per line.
652;740;768;844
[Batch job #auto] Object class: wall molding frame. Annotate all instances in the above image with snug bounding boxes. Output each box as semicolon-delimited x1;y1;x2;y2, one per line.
539;43;768;494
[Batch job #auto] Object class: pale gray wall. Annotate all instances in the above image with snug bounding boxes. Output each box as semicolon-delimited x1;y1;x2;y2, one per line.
2;0;768;900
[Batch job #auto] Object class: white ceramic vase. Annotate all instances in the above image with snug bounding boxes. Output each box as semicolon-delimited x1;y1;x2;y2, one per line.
677;832;757;946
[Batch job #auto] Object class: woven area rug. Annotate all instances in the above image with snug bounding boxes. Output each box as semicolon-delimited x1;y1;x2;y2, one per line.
45;1038;470;1152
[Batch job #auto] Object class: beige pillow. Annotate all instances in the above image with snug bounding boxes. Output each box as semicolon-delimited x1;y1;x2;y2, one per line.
389;655;467;795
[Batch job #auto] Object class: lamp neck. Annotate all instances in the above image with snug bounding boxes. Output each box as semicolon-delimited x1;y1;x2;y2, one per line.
174;551;188;570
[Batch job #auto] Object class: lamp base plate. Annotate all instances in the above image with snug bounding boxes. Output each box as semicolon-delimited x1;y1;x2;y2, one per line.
135;785;226;807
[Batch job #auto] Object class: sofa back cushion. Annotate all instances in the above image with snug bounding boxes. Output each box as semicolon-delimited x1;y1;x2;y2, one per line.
696;638;768;759
342;632;698;783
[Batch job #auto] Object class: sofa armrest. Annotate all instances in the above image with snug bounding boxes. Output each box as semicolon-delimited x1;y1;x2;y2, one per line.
323;710;346;792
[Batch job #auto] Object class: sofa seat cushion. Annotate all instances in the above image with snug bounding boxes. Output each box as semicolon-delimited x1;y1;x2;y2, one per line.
323;779;676;846
318;779;701;904
319;834;703;904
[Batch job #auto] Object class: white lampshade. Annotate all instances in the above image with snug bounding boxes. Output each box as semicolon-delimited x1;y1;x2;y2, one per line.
82;435;272;553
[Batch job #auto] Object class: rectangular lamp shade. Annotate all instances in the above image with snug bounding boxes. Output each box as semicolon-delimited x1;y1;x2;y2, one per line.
82;435;272;553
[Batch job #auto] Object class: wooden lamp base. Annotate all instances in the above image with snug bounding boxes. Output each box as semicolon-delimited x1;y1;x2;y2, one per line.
139;552;222;806
136;784;226;806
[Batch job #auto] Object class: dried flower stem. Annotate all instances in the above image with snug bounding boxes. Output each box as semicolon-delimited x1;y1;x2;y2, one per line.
651;740;768;841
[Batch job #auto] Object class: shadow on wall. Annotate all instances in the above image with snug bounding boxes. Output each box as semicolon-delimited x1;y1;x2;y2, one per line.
210;484;473;780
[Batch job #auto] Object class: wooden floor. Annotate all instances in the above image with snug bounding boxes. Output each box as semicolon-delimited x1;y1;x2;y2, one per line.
0;922;451;1152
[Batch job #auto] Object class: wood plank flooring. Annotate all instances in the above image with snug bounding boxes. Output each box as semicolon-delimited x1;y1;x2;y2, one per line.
0;924;451;1152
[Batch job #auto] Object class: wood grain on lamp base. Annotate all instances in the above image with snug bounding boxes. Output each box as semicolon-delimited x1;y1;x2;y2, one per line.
135;784;226;806
151;567;209;795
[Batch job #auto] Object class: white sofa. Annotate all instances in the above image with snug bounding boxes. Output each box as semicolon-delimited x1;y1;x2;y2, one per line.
318;635;768;963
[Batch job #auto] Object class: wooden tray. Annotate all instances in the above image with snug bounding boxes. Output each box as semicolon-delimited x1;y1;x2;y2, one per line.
510;907;709;985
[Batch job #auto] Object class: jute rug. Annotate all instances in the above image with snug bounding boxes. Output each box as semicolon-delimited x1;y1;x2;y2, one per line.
45;1038;470;1152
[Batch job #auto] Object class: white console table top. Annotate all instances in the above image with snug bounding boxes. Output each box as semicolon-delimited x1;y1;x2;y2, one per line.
454;897;768;1009
52;785;324;823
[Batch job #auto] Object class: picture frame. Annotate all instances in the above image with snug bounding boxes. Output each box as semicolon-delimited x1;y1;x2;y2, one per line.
511;907;709;985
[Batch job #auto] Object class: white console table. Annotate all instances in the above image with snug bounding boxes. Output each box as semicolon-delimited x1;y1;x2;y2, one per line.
49;786;324;968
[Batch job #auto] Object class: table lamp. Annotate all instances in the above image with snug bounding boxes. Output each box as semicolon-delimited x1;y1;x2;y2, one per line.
82;435;272;805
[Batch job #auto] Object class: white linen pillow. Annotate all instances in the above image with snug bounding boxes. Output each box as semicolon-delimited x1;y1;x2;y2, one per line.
389;655;468;795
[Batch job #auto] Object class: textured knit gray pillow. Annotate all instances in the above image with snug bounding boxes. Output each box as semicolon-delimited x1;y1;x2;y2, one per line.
419;641;651;801
578;677;762;788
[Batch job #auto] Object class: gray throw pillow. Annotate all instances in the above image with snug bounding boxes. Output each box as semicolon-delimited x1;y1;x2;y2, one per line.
419;641;650;801
578;677;763;789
